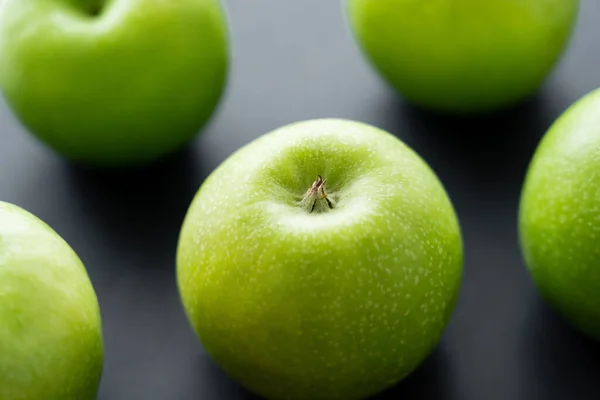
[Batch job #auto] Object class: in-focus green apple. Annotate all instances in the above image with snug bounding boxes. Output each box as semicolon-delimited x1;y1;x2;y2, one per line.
177;119;463;399
346;0;580;114
0;201;104;399
0;0;229;167
520;88;600;340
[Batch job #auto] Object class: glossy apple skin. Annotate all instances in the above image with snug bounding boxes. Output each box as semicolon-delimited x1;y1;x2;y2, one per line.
177;119;463;399
0;201;104;399
0;0;228;167
346;0;580;114
520;88;600;341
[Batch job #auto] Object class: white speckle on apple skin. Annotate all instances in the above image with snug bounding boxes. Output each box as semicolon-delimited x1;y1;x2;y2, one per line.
177;119;463;400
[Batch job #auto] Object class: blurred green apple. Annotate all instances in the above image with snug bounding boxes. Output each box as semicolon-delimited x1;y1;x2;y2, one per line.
520;88;600;340
0;201;104;399
0;0;229;167
177;119;463;399
346;0;580;114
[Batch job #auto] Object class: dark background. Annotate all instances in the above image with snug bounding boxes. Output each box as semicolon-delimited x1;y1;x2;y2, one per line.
1;0;600;399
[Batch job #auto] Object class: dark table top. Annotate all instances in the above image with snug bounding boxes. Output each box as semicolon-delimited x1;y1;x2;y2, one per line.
2;0;600;399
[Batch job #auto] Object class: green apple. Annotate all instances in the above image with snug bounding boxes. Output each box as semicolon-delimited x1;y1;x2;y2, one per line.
346;0;580;114
177;119;463;399
0;201;104;399
520;88;600;341
0;0;229;167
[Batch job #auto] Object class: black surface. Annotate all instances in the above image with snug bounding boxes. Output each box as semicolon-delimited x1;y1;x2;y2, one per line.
1;0;600;399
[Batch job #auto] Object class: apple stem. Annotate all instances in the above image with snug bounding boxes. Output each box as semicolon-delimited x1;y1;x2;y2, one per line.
300;175;334;213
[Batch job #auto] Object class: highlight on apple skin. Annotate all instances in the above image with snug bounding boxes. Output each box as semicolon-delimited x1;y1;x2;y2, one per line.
0;0;230;167
346;0;581;115
519;87;600;342
0;201;104;400
176;118;464;400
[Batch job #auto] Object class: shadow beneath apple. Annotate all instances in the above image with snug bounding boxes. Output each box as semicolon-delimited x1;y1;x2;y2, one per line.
190;348;456;400
189;351;263;400
374;90;560;207
62;145;209;271
186;345;455;400
518;296;600;400
370;346;457;400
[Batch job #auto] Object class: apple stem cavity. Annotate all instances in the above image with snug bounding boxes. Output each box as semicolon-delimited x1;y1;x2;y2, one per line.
82;0;105;16
300;175;334;214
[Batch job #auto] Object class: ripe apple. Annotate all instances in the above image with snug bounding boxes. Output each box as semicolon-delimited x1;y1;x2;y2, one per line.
0;0;229;167
177;119;463;399
0;201;104;399
346;0;580;114
520;88;600;341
